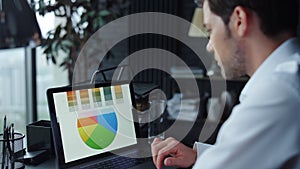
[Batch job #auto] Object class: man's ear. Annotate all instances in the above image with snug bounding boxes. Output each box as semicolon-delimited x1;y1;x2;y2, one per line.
230;6;249;37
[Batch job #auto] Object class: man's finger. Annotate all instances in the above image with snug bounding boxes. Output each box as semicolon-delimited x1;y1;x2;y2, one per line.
151;138;162;166
151;137;169;167
164;156;181;167
156;139;179;169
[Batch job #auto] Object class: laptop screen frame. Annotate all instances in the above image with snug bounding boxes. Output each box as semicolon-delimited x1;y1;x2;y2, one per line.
46;81;141;169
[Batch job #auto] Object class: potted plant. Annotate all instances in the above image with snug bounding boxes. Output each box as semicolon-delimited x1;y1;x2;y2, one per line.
33;0;129;83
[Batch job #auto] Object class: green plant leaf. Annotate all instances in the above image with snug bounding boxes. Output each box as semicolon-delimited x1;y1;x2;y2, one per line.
93;17;104;30
99;10;110;17
51;40;60;57
61;40;74;48
88;11;96;17
34;0;130;83
43;45;52;54
53;25;62;39
51;56;57;64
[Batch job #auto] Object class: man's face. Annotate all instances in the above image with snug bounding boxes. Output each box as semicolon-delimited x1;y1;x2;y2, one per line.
203;1;246;79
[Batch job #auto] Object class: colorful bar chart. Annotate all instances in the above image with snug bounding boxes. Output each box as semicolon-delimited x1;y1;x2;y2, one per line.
67;91;77;111
67;85;125;112
92;88;101;107
114;85;123;99
80;90;90;110
103;87;113;105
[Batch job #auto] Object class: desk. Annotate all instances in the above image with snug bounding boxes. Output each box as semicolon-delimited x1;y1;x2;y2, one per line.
23;143;154;169
25;157;55;168
24;120;220;169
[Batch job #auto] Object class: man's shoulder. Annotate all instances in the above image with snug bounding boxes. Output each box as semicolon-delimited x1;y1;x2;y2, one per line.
272;54;300;96
242;54;300;102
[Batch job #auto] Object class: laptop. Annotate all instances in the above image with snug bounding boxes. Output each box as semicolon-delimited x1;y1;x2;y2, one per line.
47;81;175;169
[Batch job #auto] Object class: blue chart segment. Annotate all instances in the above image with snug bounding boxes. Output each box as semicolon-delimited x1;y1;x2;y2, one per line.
78;110;118;149
97;113;118;133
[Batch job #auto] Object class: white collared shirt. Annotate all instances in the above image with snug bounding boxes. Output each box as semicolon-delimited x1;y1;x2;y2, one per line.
193;37;300;169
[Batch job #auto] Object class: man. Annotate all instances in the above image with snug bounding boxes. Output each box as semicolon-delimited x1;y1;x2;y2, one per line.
151;0;300;168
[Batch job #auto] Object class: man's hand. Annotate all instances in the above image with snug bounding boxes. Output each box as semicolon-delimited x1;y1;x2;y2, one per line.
151;137;197;169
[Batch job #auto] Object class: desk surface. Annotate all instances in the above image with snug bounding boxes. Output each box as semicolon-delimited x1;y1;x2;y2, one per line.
24;118;221;168
25;157;55;169
23;121;194;168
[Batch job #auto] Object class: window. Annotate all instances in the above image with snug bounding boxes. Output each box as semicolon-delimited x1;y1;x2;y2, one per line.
0;48;27;133
36;47;68;120
0;11;69;135
36;13;69;120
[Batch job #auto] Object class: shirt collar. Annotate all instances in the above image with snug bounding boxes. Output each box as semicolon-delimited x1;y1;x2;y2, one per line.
239;37;300;102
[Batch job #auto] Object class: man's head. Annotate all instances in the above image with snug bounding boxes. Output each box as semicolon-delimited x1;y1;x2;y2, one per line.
199;0;299;79
204;0;299;38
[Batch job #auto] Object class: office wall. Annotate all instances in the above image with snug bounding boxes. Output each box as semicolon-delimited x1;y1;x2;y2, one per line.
127;0;212;98
128;0;179;98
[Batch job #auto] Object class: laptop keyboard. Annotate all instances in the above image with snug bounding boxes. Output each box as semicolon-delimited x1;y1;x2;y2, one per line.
81;156;146;169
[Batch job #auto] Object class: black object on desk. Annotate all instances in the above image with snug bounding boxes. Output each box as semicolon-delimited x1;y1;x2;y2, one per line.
17;150;50;165
26;120;54;154
24;120;54;165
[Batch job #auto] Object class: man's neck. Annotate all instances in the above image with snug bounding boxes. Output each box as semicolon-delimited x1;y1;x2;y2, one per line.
245;33;295;76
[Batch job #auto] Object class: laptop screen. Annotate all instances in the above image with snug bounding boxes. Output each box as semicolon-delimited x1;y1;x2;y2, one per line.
47;82;138;165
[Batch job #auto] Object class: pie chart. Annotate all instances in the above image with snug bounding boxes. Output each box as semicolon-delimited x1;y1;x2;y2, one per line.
77;110;118;149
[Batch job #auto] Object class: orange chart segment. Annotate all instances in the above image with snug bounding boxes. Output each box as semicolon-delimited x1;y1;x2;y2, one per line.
77;116;97;128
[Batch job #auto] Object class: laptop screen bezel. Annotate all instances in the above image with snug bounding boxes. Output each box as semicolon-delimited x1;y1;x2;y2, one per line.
46;81;141;168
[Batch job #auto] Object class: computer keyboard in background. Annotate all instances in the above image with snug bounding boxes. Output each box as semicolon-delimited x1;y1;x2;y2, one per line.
81;156;146;169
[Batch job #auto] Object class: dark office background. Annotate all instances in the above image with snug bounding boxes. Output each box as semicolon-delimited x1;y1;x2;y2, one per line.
99;0;213;99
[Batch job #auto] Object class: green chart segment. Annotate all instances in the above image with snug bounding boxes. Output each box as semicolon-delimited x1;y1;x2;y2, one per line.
77;112;118;149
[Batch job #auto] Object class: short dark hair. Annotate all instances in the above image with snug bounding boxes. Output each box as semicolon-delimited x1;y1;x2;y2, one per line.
203;0;299;38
